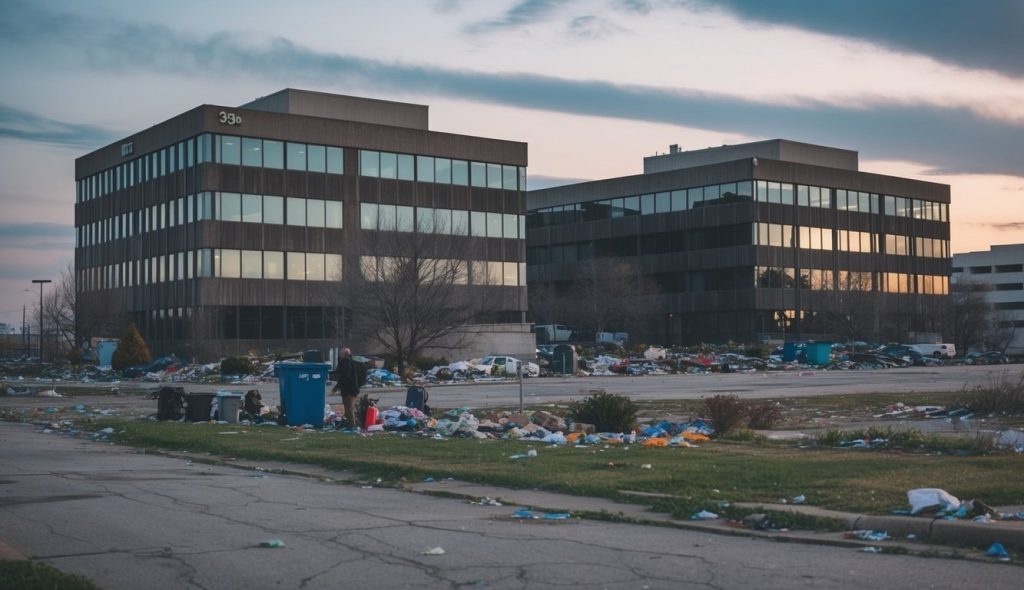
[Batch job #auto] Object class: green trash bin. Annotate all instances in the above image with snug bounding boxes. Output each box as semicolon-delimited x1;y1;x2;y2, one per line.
274;362;330;427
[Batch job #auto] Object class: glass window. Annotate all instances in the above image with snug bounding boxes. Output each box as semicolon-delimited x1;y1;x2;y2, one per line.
452;210;469;235
471;211;486;236
655;192;671;212
325;201;343;229
307;199;325;227
263;140;283;169
435;158;452;184
398;154;415;180
487;212;502;237
378;204;397;231
487;261;503;285
768;182;781;204
418;207;435;233
503;213;518;238
396;205;415;232
287;197;306;226
502;165;517;190
219;192;242;222
242;194;262;223
470;162;486;187
781;183;794;205
325;254;343;281
306;253;325;281
264;251;284;279
326;147;344;174
380;152;397;178
220;249;241;278
301;144;323;173
187;139;194;167
624;196;640;215
286;142;306;171
360;150;380;176
241;250;262;278
671;190;686;211
688;188;703;208
417;156;435;182
640;194;655;215
487;163;502;189
219;136;240;165
360;203;379;230
242;138;262;167
286;252;305;280
452;160;469;185
432;208;451;234
264;196;284;224
503;262;518;286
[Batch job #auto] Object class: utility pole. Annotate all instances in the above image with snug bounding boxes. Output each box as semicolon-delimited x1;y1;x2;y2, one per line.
32;279;51;362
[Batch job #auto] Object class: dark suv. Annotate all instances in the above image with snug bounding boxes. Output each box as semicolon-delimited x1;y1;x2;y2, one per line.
877;345;925;366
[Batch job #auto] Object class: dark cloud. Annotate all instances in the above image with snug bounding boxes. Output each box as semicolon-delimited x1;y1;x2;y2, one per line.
2;7;1023;178
567;15;627;39
691;0;1024;79
0;104;118;150
969;222;1024;233
613;0;655;15
463;0;573;33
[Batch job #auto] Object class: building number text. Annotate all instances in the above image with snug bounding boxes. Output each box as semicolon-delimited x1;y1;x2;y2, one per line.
218;111;242;126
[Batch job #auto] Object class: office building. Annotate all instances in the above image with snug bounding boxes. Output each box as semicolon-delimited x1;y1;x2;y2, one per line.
952;244;1024;355
526;140;951;345
75;89;529;359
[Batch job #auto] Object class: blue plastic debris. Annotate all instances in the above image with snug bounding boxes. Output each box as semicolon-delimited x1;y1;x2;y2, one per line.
986;543;1009;560
512;508;537;519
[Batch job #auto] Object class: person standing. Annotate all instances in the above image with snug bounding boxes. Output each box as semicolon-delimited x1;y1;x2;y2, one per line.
332;348;365;429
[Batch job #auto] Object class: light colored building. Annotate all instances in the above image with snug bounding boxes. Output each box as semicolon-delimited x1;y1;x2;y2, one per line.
952;244;1024;355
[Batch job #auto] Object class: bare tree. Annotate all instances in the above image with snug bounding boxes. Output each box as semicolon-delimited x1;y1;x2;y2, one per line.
822;271;878;342
564;260;660;337
947;278;992;354
985;309;1017;353
340;230;505;374
39;264;77;352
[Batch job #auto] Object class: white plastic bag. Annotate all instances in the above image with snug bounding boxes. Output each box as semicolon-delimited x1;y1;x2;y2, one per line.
907;488;960;514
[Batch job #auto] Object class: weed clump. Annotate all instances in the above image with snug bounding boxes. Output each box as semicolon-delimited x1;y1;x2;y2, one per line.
703;394;748;435
964;371;1024;415
568;390;638;433
746;400;783;429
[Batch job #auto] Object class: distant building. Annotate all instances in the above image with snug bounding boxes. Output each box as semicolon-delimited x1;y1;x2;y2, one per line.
75;89;530;359
952;244;1024;355
527;140;951;344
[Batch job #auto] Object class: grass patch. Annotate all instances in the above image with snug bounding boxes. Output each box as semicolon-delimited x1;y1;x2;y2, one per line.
100;419;1024;516
0;560;100;590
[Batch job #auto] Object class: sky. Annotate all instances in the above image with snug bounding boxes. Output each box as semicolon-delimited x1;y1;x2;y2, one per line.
1;0;1023;330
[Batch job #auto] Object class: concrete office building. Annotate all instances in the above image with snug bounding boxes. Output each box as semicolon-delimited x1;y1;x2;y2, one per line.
952;244;1024;355
527;140;951;345
75;89;530;360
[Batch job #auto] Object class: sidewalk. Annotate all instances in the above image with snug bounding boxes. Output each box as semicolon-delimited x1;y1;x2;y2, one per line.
172;450;1024;557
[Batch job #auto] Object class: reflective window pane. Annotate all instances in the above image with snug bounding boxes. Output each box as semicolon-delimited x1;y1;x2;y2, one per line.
326;147;344;174
452;210;469;235
325;254;343;281
307;199;325;227
435;158;451;184
219;135;241;165
470;162;486;187
242;194;262;223
502;165;517;190
241;250;262;278
396;205;414;232
471;211;486;236
503;213;518;238
306;253;325;281
380;152;397;179
264;251;284;279
286;142;307;171
418;207;435;233
378;204;396;231
221;249;241;278
487;212;502;237
263;140;283;169
417;156;435;182
307;144;326;173
287;197;306;226
287;252;305;280
326;201;343;229
452;160;469;185
398;154;415;180
360;203;379;230
219;192;242;222
360;150;379;176
487;163;502;189
264;196;284;224
242;138;262;167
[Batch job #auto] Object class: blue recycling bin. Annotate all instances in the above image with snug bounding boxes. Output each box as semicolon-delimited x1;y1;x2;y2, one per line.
782;342;798;362
274;362;331;426
806;342;834;365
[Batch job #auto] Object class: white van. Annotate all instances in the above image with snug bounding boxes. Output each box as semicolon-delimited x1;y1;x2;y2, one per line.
911;343;957;358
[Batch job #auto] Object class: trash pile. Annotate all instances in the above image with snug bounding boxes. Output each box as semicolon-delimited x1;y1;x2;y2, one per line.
900;488;1024;522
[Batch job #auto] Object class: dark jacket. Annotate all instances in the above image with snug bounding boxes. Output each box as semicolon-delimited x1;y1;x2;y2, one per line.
334;357;365;396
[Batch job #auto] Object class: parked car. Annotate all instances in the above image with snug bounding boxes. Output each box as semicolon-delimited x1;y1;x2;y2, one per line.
535;324;573;343
911;343;957;358
877;345;925;366
474;355;540;377
966;351;1010;365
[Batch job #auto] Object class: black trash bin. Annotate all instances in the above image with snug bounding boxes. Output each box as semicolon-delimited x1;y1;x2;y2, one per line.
156;386;186;421
185;393;215;422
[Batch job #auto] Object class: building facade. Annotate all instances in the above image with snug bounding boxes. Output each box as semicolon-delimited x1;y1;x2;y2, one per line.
75;89;529;360
526;140;951;345
952;244;1024;355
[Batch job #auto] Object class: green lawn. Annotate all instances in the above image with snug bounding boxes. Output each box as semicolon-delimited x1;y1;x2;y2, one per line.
0;560;100;590
107;420;1024;516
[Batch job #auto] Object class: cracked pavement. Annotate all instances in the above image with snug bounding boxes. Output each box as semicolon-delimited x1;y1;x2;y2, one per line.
0;421;1018;589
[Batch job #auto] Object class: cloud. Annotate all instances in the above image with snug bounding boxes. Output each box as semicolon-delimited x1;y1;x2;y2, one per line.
3;7;1024;178
463;0;573;34
969;221;1024;232
567;15;627;39
613;0;655;15
690;0;1024;79
0;223;74;252
0;104;118;150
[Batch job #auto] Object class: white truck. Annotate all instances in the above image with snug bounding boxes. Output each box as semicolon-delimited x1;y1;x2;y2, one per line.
535;324;574;343
910;343;957;358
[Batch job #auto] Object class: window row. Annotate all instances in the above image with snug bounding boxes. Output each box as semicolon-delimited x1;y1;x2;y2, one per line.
884;196;946;222
76;193;345;247
215;135;344;173
359;257;525;287
77;135;211;203
359;203;525;239
755;267;949;294
77;250;343;291
358;150;524;191
528;181;755;228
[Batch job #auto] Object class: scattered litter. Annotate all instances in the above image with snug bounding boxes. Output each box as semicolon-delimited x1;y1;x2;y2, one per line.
38;389;62;397
985;543;1010;561
847;530;890;542
421;547;446;556
907;488;960;515
511;509;537;519
259;539;285;548
542;513;572;520
640;464;652;469
691;510;718;520
792;494;806;504
861;547;883;554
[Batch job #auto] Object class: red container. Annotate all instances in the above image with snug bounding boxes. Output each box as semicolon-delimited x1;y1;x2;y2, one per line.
364;406;379;430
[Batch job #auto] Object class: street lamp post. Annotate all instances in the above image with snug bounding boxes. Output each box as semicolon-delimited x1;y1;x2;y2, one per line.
32;279;51;362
